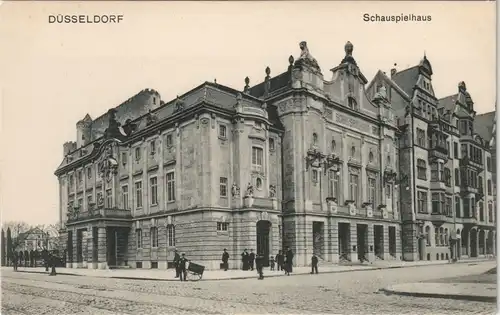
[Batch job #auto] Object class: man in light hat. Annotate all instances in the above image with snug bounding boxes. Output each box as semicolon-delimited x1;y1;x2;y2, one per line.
178;253;188;281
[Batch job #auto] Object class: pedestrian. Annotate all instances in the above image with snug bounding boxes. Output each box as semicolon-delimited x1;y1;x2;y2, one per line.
42;248;49;271
270;256;275;271
311;253;319;274
249;249;255;271
178;253;188;281
285;247;294;276
241;249;249;270
255;253;264;280
221;248;229;271
275;250;284;271
173;249;180;278
49;254;57;276
12;251;18;271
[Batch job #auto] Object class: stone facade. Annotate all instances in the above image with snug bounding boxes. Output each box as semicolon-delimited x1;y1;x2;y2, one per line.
367;58;497;262
54;41;493;270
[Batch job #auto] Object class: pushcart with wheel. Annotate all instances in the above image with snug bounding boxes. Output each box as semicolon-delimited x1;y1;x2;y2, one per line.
186;262;205;281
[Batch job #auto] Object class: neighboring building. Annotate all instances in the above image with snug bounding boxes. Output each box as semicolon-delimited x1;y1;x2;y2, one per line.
14;227;57;252
368;58;496;262
55;41;402;270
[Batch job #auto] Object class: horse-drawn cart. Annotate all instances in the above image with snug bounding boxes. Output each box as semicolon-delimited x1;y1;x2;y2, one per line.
186;261;205;281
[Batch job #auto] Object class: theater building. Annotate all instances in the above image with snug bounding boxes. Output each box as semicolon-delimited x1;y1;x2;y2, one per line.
55;41;426;270
368;58;496;262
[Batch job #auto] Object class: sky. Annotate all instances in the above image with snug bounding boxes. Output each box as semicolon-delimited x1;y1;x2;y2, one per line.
0;1;496;226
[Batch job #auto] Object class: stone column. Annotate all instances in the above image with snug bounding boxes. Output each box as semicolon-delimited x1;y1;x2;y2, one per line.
466;229;471;257
475;229;480;258
87;226;94;269
492;231;496;256
97;227;108;269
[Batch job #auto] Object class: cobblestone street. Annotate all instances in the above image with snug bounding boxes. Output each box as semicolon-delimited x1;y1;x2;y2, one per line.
2;261;496;315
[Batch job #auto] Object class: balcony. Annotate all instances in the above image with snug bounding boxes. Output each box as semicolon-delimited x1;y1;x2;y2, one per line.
67;208;132;224
459;157;483;171
461;216;477;226
430;212;448;225
429;145;448;160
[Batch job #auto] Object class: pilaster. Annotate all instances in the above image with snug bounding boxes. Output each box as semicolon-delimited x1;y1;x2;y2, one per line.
97;227;108;269
349;223;358;262
367;224;375;262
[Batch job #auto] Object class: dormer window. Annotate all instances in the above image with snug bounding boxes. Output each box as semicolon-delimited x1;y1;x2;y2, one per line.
348;97;357;110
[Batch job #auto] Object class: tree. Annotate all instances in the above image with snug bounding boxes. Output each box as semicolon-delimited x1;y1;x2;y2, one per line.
3;221;30;251
1;229;5;266
6;228;12;266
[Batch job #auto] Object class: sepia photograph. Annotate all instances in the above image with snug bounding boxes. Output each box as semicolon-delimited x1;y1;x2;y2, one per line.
0;1;497;314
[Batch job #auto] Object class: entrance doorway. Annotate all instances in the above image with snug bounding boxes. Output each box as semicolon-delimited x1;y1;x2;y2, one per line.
479;230;485;255
461;229;468;257
470;229;478;258
338;223;350;262
374;225;384;260
356;224;368;262
76;229;83;263
106;228;117;266
312;222;324;259
256;220;272;267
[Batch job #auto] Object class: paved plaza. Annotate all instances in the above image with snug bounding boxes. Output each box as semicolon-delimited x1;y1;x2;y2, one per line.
1;260;496;314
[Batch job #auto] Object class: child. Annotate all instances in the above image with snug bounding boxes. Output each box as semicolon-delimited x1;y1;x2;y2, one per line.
270;256;275;271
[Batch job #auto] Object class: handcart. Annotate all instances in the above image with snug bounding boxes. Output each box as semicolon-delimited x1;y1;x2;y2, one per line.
186;261;205;281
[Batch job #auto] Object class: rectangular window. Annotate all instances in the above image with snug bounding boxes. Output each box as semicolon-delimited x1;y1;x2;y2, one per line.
488;203;493;222
105;189;112;208
349;173;359;205
135;181;143;208
488;180;492;195
454;142;458;158
328;170;340;200
167;225;175;247
135;147;141;161
463;198;470;217
368;177;376;206
166;172;175;202
217;222;229;231
269;138;275;151
121;152;128;166
136;229;142;248
432;193;440;214
430;163;439;181
150;177;158;205
416;128;426;147
252;147;263;166
455;197;460;218
312;169;319;183
77;170;83;184
150;227;158;248
122;185;129;209
219;125;227;138
487;157;492;171
445;197;452;216
417;159;427;180
150;141;156;155
220;177;228;197
166;134;173;147
417;191;427;213
87;167;92;179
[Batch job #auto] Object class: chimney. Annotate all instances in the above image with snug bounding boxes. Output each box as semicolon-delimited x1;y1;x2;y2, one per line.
390;63;397;78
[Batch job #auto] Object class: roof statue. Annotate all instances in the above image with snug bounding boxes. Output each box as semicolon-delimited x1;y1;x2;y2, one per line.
340;41;357;66
295;41;321;71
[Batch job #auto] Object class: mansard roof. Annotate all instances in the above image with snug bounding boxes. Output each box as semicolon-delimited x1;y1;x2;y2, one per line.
390;66;419;98
474;111;495;144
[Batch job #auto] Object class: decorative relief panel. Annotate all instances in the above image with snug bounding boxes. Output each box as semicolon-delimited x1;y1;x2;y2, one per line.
335;112;370;133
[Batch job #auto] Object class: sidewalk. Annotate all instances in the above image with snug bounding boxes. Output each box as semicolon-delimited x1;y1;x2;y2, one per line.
2;257;494;281
380;282;497;303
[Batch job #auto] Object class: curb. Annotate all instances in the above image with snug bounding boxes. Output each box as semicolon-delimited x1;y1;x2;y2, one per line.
379;288;497;303
7;259;494;282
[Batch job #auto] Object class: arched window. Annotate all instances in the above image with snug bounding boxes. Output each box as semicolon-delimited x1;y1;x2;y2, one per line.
350;146;356;157
439;227;444;246
435;227;440;246
444;228;448;246
454;168;460;186
312;133;318;145
425;226;431;246
331;140;336;152
368;151;374;163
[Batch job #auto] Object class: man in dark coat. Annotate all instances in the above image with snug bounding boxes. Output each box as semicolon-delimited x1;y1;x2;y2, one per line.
255;253;264;280
49;254;57;276
249;249;256;271
221;248;229;271
173;249;181;278
285;247;294;276
241;249;249;270
311;253;319;274
42;249;49;271
275;250;284;271
12;251;18;271
178;253;188;281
